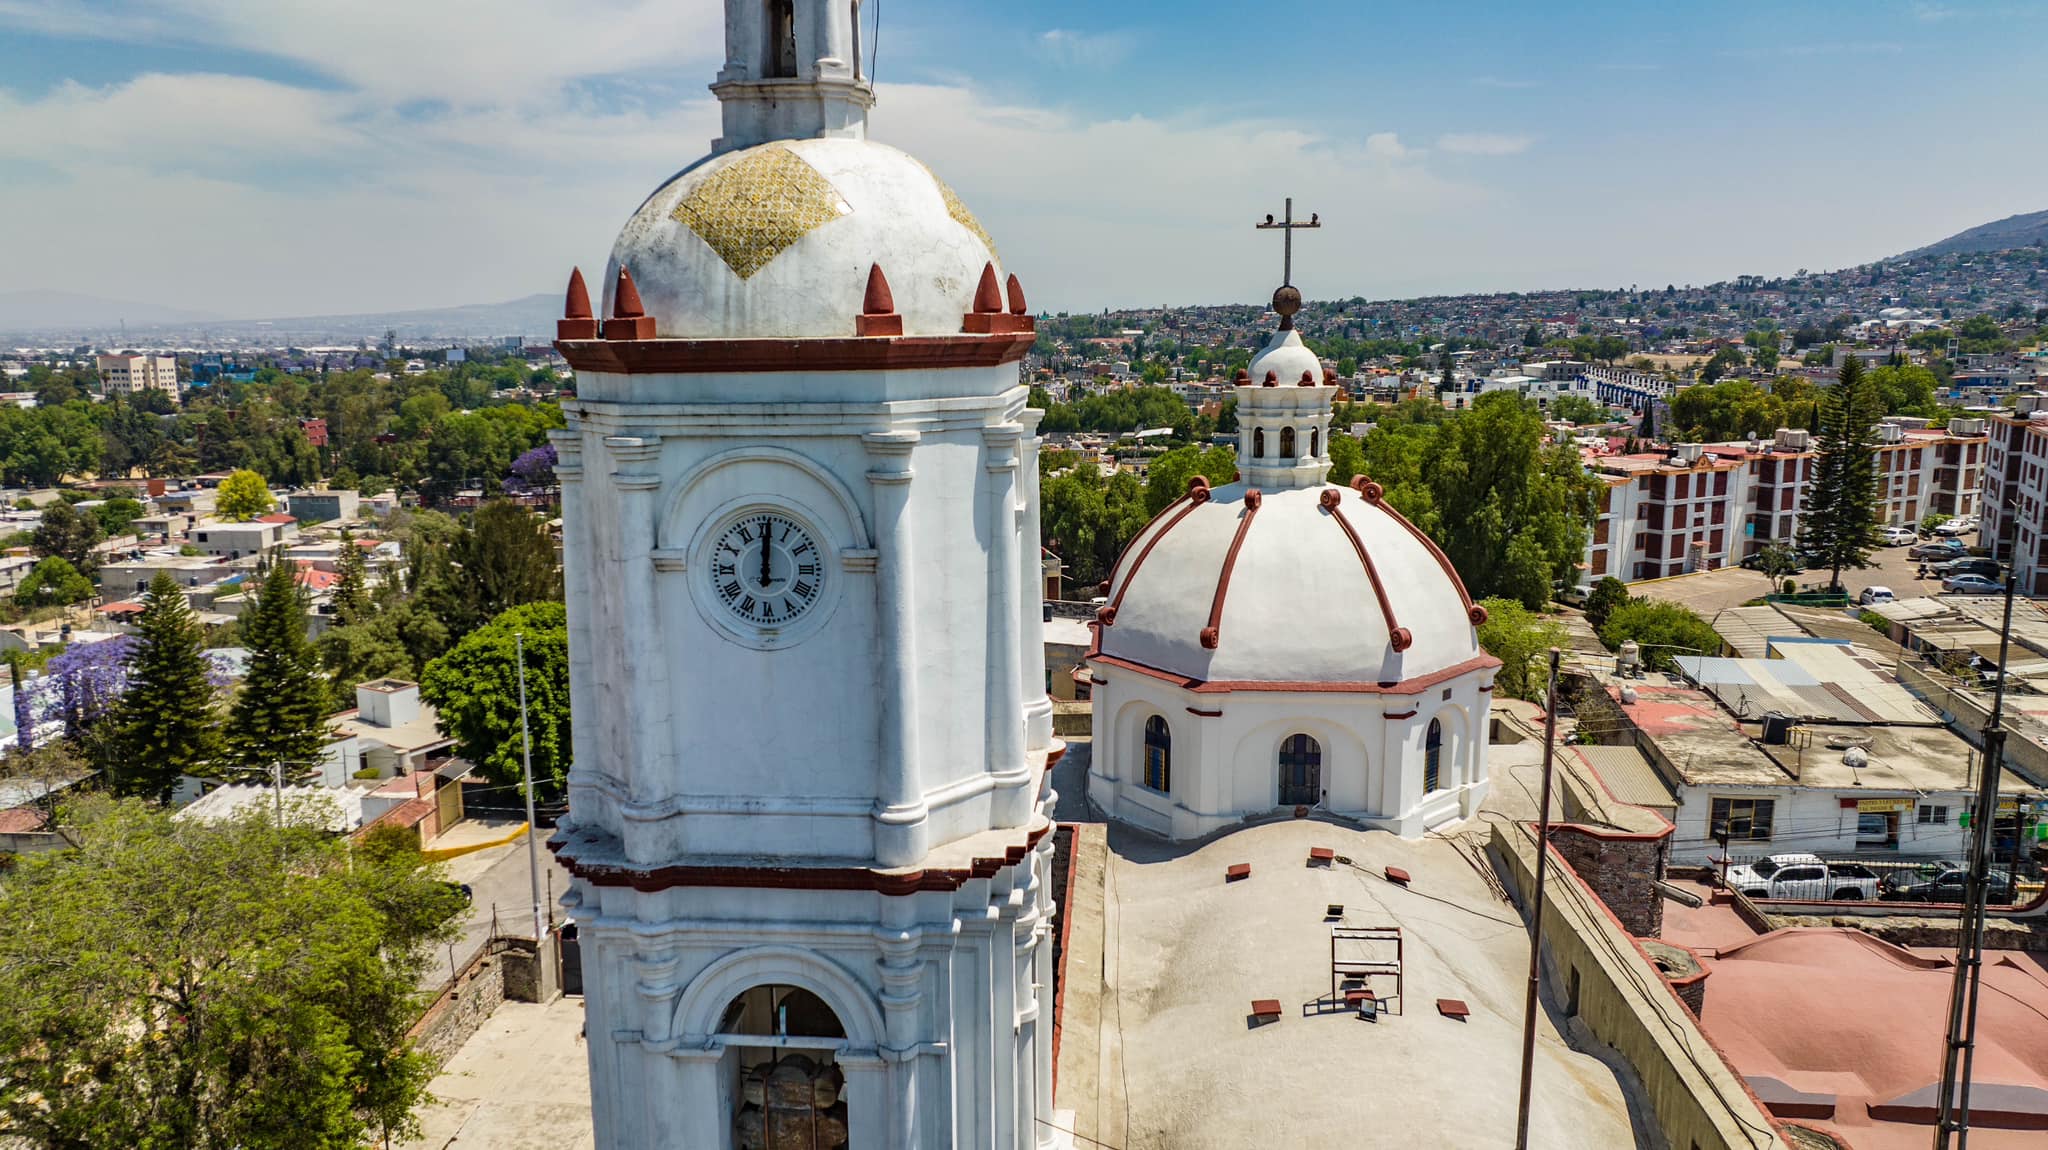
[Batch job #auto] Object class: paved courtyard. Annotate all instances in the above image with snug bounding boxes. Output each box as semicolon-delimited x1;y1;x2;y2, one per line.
397;996;593;1150
1627;539;1967;618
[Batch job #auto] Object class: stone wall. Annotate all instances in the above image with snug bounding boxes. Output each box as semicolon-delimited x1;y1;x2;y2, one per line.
1549;826;1668;938
408;944;507;1067
1492;821;1792;1150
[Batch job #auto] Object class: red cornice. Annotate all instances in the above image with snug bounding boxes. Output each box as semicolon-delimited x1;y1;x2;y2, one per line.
549;824;1050;895
1088;651;1502;695
1201;492;1261;649
555;332;1035;375
1326;498;1411;651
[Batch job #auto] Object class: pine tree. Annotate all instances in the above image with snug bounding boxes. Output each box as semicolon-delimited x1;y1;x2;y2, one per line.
332;527;370;626
1797;355;1883;591
108;572;221;802
226;551;332;777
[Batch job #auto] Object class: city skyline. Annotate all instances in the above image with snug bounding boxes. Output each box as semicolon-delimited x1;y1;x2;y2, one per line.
1;0;2044;321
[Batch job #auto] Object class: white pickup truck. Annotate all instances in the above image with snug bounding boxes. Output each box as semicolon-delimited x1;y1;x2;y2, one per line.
1725;853;1882;901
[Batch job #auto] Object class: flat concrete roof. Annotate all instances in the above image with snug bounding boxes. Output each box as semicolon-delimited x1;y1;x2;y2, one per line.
1606;682;1791;787
1092;818;1643;1149
1754;722;2025;795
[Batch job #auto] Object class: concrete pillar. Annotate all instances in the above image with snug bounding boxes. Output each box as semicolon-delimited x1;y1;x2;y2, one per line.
864;430;928;866
669;1046;727;1148
606;436;670;833
984;424;1031;827
875;897;925;1144
550;428;605;816
1016;407;1053;755
839;1051;891;1148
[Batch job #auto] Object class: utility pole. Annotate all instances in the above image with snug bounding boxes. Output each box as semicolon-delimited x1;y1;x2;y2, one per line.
1515;648;1563;1150
1932;555;2021;1148
516;632;546;944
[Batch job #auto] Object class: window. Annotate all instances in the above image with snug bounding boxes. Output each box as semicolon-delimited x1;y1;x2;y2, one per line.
1310;428;1320;457
1278;734;1321;806
1709;797;1775;841
1280;426;1296;459
1918;804;1948;824
1424;718;1443;793
1253;428;1266;459
1143;715;1171;793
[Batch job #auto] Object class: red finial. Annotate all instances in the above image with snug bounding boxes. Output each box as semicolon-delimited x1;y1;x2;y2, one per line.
601;265;656;340
1323;368;1338;384
1299;370;1315;386
973;263;1003;313
1006;274;1028;315
1188;475;1212;503
613;266;645;318
1320;489;1341;510
557;267;599;340
1235;368;1251;384
863;263;896;315
1244;489;1263;510
565;267;592;319
1263;370;1278;387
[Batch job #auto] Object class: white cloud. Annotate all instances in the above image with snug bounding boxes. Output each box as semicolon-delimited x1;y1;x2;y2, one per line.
1363;132;1409;158
1436;132;1535;156
1035;28;1134;69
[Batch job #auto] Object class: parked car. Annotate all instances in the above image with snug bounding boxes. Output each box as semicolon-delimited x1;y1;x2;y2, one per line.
1858;586;1895;605
1934;557;2002;580
1943;573;2005;595
1881;866;2018;905
1880;526;1917;546
1935;517;1978;537
1911;540;1966;561
1725;853;1883;901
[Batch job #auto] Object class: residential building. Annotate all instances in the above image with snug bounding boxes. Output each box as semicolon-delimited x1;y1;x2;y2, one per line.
94;353;180;400
189;517;296;559
1978;391;2048;594
322;678;453;783
286;487;361;524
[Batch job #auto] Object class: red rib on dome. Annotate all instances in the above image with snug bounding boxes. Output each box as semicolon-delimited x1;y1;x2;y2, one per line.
1102;476;1211;624
1326;498;1411;652
1201;490;1262;650
1357;475;1485;625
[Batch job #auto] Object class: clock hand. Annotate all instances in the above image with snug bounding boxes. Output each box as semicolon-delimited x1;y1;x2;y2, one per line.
759;516;773;589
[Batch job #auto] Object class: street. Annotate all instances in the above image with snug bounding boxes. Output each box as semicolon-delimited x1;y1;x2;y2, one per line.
432;832;576;985
1628;537;1979;618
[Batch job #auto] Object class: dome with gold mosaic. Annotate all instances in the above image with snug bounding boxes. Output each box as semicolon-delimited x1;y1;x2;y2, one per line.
604;138;1004;340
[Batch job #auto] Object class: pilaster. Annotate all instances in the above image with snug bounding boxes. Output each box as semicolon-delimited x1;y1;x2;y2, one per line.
864;430;928;866
1016;407;1053;754
607;436;672;835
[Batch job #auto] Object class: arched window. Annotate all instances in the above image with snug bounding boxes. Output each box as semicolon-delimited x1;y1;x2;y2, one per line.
1278;733;1321;806
1143;715;1171;793
1280;426;1297;459
764;0;798;78
1253;428;1266;459
1310;427;1320;457
1424;719;1443;793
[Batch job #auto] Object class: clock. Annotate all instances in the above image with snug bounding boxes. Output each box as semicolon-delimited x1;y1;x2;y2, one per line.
704;510;826;630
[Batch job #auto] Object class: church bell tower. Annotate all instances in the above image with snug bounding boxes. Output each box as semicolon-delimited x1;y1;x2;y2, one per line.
549;1;1062;1146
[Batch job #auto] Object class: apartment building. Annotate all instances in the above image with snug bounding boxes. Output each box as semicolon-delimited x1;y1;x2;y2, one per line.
1980;392;2048;595
94;353;180;400
1580;417;1988;587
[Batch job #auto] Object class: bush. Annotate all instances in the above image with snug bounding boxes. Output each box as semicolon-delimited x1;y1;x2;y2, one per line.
1919;513;1951;535
353;766;382;780
1584;576;1630;631
1474;596;1569;701
1597;599;1722;672
1782;578;1798;596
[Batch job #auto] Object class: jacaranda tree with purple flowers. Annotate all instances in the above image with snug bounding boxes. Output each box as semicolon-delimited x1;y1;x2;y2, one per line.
504;442;556;492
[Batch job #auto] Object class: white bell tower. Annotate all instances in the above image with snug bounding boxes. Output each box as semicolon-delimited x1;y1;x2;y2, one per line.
550;2;1063;1146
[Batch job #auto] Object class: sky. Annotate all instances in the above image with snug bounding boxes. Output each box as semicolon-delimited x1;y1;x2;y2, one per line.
1;0;2044;320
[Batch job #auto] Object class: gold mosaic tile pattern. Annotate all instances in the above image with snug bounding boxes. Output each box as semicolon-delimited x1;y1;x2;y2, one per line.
930;170;997;258
670;146;848;279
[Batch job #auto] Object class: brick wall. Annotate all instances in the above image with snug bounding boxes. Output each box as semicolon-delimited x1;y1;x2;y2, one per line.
1550;826;1669;938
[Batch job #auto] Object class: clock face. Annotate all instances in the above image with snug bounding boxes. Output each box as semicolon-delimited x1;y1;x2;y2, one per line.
706;511;825;629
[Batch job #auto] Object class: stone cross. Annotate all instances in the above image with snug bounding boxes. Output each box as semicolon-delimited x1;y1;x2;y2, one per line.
1255;197;1321;287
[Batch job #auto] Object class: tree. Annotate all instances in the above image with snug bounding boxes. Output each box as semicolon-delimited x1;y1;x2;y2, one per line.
30;499;104;573
1474;597;1568;701
448;500;561;636
0;797;462;1149
1798;355;1883;591
106;572;223;802
93;495;146;538
1139;444;1236;516
1583;576;1631;632
1597;599;1722;672
215;468;275;521
331;527;370;626
1549;395;1606;425
225;553;330;775
15;556;93;608
420;601;570;791
1754;543;1803;581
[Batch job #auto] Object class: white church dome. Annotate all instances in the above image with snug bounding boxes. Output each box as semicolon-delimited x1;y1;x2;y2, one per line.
604;137;1004;340
1247;328;1325;387
1095;478;1488;687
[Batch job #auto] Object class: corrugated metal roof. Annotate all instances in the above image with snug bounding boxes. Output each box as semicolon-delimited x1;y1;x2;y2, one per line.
1568;744;1677;813
1712;606;1791;659
1672;642;1940;725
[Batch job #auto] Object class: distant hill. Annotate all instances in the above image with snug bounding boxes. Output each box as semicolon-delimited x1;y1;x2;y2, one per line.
1899;209;2048;259
0;289;223;331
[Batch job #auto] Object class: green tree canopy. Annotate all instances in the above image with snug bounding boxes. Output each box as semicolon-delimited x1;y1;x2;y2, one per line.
1597;599;1723;672
1474;597;1568;701
448;500;562;632
1583;576;1630;632
15;556;93;608
1139;444;1237;516
420;601;570;791
0;797;463;1149
30;499;104;573
215;468;275;522
107;571;221;801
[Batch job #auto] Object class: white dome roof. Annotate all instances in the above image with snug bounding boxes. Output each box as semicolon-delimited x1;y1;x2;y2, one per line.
1095;480;1489;687
1247;328;1324;387
605;138;1002;340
